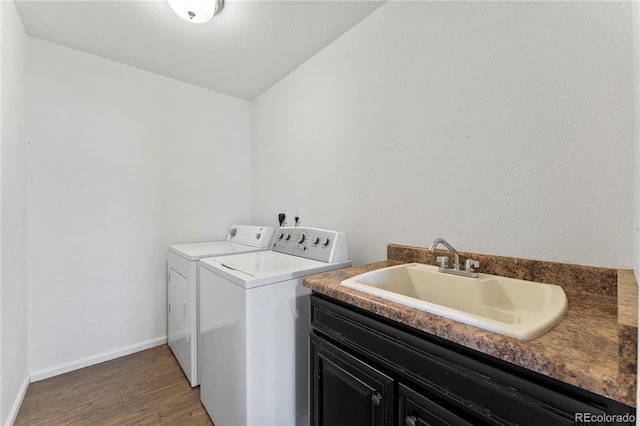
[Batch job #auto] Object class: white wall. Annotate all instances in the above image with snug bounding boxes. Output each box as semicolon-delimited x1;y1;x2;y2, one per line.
635;0;640;283
11;0;639;400
252;1;635;269
0;0;29;423
26;39;253;377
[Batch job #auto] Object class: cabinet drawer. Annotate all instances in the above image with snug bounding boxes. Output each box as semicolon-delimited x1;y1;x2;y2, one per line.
399;383;476;426
311;295;607;425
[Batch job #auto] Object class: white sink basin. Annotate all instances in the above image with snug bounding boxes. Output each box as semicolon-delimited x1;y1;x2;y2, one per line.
341;263;568;340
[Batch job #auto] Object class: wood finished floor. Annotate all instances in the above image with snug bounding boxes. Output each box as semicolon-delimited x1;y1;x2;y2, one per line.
15;345;213;425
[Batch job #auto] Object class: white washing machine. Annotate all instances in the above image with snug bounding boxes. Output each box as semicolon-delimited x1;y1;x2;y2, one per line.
168;224;275;387
199;226;351;426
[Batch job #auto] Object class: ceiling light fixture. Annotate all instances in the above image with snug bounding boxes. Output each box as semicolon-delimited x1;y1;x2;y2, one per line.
168;0;224;24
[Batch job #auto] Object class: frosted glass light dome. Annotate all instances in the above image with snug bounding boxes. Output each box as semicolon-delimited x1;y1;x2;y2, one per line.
168;0;223;24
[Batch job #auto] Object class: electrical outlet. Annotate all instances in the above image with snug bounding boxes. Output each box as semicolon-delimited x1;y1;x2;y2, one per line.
278;210;287;226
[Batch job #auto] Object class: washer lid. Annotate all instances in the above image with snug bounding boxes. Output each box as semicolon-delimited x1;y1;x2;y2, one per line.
199;252;352;289
169;241;266;261
212;251;324;277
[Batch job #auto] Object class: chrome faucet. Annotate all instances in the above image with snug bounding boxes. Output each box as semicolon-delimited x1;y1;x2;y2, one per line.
428;238;479;278
429;238;461;270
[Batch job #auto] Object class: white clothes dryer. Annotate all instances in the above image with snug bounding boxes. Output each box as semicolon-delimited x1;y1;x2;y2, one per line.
199;226;351;426
168;224;275;387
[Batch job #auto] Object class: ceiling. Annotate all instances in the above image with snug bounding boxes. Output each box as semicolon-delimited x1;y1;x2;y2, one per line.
15;0;386;100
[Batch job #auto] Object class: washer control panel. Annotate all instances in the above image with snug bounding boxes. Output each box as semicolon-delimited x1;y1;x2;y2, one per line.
271;227;349;263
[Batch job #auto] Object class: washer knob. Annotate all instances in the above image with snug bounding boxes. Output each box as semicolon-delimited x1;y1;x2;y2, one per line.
298;234;306;244
322;237;330;246
312;236;320;245
283;233;291;241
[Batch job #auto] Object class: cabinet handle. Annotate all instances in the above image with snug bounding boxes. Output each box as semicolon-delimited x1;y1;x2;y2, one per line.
405;415;418;426
371;392;382;406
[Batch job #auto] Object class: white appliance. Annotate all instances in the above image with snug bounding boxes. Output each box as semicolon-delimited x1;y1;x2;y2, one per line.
167;224;275;387
199;226;351;426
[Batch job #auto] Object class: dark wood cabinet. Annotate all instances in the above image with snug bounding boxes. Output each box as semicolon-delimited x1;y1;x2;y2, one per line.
311;334;393;426
309;293;635;426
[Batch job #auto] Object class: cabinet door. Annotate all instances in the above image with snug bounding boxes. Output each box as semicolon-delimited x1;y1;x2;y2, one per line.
311;334;394;426
399;383;477;426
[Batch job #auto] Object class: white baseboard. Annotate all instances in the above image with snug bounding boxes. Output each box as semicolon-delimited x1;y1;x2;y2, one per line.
5;375;29;426
29;336;167;383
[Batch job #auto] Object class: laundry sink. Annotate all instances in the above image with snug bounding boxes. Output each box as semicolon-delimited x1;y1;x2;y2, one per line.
340;263;567;340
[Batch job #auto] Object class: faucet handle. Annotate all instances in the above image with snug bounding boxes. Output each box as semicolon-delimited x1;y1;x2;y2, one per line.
465;259;480;273
436;256;449;269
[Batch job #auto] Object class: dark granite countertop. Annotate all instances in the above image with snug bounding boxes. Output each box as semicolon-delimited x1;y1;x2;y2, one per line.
303;244;638;407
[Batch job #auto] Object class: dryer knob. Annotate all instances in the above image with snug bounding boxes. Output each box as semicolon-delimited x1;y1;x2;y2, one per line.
298;234;306;244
